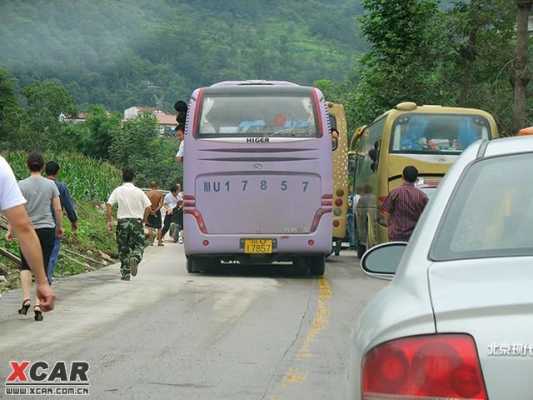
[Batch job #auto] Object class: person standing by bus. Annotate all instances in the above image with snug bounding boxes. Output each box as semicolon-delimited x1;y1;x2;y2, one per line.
106;168;152;281
45;161;78;284
175;126;185;164
145;181;164;246
160;186;180;242
8;152;63;321
2;155;55;313
382;166;428;242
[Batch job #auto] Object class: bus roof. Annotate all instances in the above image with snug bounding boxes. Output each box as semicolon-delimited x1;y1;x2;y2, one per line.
203;83;314;96
370;102;496;125
210;80;299;87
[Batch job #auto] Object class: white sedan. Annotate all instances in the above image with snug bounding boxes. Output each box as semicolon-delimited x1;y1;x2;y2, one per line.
350;136;533;400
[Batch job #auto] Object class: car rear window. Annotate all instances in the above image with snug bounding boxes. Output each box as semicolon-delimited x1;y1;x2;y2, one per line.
431;152;533;260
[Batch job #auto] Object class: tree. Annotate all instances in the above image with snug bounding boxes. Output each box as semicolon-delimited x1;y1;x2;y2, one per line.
350;0;443;124
22;80;77;151
82;105;121;160
512;0;532;133
0;68;23;149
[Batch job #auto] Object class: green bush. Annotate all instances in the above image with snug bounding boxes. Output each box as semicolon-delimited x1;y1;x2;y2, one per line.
4;151;121;202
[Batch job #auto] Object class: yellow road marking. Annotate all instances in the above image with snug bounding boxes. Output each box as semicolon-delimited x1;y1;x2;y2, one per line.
270;277;332;399
297;277;332;359
281;368;306;388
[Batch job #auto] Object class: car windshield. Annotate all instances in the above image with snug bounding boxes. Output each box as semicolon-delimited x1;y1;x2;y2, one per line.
391;114;491;154
198;95;318;137
431;153;533;260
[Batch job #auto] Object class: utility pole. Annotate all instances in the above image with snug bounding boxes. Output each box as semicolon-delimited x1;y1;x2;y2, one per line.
512;0;532;134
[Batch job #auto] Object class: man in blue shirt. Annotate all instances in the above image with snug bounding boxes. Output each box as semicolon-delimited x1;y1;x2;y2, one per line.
45;161;78;284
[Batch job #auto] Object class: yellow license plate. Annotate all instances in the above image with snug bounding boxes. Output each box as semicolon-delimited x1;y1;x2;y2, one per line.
244;239;273;254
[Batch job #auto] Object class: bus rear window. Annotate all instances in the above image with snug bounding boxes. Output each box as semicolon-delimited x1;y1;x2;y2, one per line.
197;95;318;138
391;114;491;154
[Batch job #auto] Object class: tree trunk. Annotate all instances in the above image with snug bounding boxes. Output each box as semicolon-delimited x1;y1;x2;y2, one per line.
512;0;532;134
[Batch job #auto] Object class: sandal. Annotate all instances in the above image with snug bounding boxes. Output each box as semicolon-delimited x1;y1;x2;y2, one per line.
34;305;43;322
18;299;31;315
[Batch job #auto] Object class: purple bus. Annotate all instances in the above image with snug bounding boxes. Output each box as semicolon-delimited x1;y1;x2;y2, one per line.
183;81;333;275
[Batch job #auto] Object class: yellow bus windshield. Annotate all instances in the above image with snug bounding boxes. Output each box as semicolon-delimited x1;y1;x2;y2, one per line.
390;114;491;155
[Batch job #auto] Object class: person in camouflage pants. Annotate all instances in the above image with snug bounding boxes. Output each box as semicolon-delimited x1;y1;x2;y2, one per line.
116;218;145;278
106;168;152;281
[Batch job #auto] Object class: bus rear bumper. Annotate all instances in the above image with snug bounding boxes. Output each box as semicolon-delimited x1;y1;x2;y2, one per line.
184;221;332;258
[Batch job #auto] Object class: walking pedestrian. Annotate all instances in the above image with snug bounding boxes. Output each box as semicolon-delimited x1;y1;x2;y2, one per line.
106;168;151;281
145;181;164;246
160;186;181;242
2;156;55;312
7;152;62;321
382;166;428;242
45;161;78;284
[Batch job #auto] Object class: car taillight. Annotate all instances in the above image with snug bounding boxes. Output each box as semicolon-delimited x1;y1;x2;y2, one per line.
362;334;487;400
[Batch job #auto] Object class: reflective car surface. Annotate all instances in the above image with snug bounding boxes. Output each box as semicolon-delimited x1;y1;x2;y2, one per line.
350;136;533;400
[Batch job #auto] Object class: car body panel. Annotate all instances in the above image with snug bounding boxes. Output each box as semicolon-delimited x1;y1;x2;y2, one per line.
350;138;533;399
430;258;533;400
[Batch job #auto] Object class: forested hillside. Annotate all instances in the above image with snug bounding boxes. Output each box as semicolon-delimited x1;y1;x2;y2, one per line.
0;0;365;111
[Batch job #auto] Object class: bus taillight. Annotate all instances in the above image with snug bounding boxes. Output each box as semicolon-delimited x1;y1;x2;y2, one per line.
335;198;343;207
311;88;324;137
310;207;332;233
192;89;204;137
184;208;208;234
321;194;333;207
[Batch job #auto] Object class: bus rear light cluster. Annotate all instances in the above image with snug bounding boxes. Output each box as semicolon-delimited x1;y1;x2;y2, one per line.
310;207;332;233
362;334;487;400
191;89;204;137
336;189;345;197
333;208;342;217
311;89;325;137
333;220;340;228
321;194;333;207
184;209;208;234
335;198;343;207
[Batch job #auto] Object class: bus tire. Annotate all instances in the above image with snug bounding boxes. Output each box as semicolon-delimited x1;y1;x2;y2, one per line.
186;256;199;274
309;256;326;276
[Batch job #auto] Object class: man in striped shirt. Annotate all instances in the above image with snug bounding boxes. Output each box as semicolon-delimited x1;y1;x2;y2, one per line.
382;166;428;242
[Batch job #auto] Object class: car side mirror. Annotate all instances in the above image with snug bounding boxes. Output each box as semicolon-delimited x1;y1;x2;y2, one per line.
360;242;408;280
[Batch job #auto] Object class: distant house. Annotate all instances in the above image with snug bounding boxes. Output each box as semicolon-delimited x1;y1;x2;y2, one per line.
123;106;177;136
58;112;88;124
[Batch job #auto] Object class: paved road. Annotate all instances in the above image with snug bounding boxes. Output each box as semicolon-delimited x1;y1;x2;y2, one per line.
0;244;386;400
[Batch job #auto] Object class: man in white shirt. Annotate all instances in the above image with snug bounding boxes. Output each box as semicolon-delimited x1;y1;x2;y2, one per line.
1;156;55;310
160;186;181;242
175;126;184;163
106;168;152;281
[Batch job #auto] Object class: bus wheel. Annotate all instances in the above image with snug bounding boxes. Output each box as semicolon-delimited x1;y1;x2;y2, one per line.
186;256;200;273
309;256;326;276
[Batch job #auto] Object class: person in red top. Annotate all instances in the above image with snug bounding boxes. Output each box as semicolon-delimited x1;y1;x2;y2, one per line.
382;166;428;241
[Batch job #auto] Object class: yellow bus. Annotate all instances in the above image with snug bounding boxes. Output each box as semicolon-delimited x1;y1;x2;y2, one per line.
352;102;498;256
327;102;349;256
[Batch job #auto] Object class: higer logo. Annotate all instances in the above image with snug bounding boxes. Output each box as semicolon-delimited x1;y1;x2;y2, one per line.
5;361;90;397
246;137;269;143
